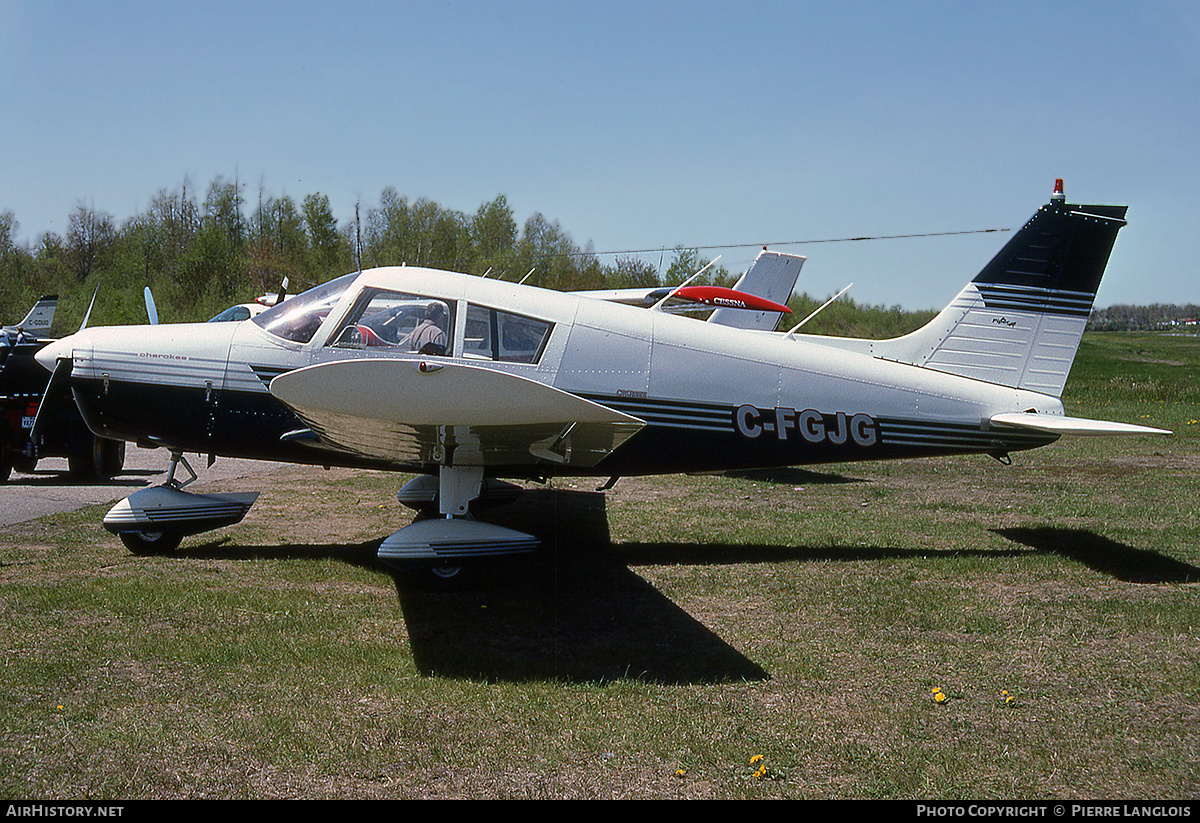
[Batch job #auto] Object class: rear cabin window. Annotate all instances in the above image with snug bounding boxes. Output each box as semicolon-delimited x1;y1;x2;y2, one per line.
463;305;552;364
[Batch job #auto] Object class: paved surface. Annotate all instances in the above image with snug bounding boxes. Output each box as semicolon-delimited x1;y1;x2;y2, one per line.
1;446;282;526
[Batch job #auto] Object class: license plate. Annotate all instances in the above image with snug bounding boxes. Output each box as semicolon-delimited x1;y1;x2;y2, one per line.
21;415;36;429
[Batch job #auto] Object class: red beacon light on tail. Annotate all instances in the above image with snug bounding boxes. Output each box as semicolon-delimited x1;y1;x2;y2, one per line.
1052;179;1066;202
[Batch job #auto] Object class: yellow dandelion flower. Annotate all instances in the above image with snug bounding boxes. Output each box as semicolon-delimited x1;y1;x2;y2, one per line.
934;691;947;703
750;754;763;765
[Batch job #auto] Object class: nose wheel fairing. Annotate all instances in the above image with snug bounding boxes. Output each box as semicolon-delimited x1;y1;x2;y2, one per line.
103;485;259;539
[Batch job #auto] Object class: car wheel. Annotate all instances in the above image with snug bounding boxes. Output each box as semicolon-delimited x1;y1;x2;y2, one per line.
100;439;125;478
68;431;102;479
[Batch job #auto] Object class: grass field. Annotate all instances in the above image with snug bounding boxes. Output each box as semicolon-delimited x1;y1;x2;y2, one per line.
2;333;1198;799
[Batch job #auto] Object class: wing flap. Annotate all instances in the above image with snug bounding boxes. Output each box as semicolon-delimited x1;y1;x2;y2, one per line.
269;358;645;467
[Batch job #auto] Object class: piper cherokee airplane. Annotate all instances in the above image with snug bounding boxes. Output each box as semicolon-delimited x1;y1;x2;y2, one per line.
34;182;1169;569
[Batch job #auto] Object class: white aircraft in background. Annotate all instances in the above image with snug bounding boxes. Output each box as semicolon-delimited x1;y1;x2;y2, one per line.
35;182;1168;573
1;295;57;345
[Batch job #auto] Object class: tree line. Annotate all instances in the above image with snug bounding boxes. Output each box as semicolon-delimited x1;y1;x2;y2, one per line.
8;175;1091;340
1087;303;1200;332
1;176;750;332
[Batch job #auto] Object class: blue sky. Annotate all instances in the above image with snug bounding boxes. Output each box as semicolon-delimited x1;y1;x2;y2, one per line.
1;0;1197;310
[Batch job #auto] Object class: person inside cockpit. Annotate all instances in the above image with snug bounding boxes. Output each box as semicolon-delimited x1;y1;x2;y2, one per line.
408;302;447;355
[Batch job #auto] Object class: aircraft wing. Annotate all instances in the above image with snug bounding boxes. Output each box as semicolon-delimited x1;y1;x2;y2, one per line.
574;286;704;311
989;412;1172;437
573;250;804;331
269;358;645;468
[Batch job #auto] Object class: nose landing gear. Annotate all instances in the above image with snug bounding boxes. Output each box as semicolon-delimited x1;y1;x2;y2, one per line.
103;450;259;555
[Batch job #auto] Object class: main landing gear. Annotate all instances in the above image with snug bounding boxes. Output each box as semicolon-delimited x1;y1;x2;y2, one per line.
381;465;539;578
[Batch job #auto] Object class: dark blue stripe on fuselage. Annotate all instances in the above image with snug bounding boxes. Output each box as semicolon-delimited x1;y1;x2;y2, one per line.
71;379;1057;478
579;393;1056;475
70;378;391;470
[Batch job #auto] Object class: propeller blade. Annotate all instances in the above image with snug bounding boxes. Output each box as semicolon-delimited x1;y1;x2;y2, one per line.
78;286;98;333
144;287;159;325
28;356;73;451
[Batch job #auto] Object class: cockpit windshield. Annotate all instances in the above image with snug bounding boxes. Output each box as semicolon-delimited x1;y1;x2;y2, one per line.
251;272;358;343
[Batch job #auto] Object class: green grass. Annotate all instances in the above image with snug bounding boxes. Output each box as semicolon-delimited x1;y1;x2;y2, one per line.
1068;332;1200;430
1;332;1198;798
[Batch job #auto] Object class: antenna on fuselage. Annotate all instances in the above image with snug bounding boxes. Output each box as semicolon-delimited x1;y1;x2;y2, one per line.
651;256;722;312
519;268;536;284
785;283;853;337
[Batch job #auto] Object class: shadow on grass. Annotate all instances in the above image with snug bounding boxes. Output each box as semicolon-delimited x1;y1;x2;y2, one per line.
993;527;1200;584
393;488;770;685
180;492;1197;686
609;542;1029;567
182;537;384;569
393;551;770;685
723;467;867;485
184;489;770;685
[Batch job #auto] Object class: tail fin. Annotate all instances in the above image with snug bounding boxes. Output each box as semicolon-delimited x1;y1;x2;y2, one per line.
8;295;58;338
879;186;1126;396
708;250;805;330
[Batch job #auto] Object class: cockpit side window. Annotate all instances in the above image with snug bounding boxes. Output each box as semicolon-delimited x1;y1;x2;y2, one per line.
208;305;252;323
463;305;552;364
327;288;455;356
252;272;357;344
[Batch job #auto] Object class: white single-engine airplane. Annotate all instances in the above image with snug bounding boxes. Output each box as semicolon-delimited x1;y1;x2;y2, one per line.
1;295;57;346
35;182;1169;569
